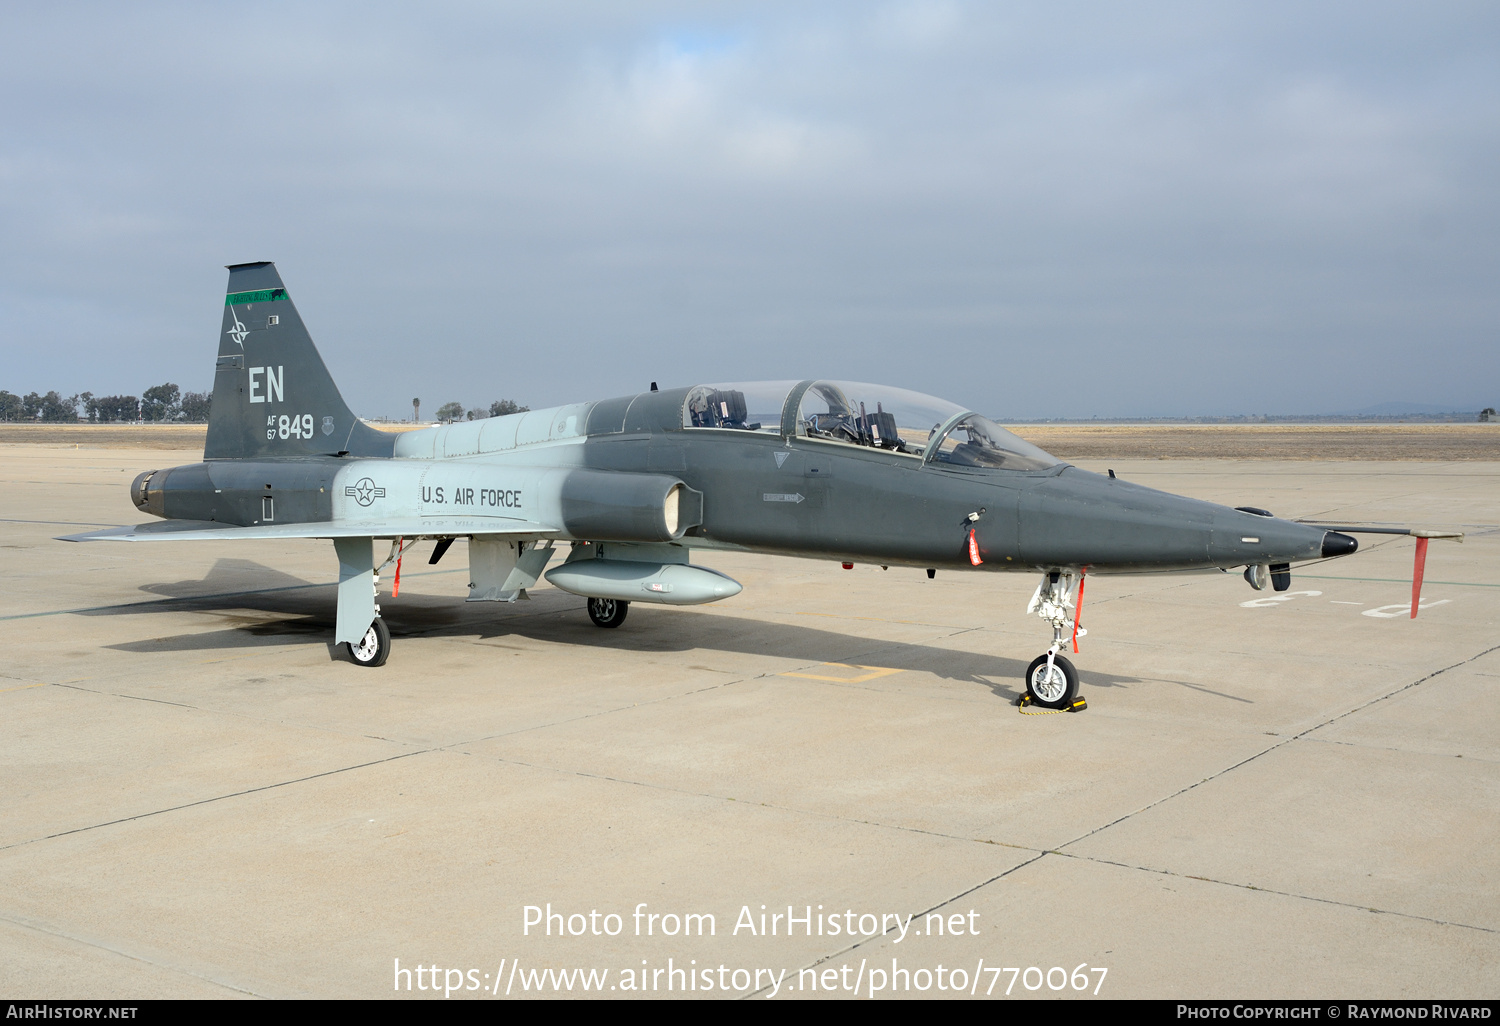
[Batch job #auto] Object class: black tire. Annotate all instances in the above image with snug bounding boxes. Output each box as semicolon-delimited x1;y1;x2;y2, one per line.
344;618;391;667
1025;653;1078;709
587;597;629;628
1270;563;1292;592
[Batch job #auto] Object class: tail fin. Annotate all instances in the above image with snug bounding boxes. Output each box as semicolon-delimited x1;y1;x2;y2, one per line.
205;262;394;460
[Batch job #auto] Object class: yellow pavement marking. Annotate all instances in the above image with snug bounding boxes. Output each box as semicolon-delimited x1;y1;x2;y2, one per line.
795;611;961;628
780;662;906;684
0;682;49;694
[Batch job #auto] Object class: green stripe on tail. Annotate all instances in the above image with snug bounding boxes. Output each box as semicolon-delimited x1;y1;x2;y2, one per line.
225;288;289;305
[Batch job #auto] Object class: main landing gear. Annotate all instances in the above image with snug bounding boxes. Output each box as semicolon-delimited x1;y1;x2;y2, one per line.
587;597;629;628
346;618;391;667
1023;571;1085;710
340;538;400;667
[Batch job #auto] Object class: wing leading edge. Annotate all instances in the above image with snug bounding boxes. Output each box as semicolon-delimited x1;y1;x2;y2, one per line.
59;518;558;543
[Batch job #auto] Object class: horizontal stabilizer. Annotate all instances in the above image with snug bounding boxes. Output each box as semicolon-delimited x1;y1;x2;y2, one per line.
60;518;558;543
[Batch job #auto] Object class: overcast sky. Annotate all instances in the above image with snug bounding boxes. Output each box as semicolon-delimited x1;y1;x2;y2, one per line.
2;2;1496;419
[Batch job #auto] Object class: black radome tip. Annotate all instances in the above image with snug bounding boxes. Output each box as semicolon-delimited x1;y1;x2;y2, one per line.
1321;532;1359;558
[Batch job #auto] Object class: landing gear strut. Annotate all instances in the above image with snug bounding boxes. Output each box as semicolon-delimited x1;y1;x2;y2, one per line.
335;536;394;667
1024;571;1084;709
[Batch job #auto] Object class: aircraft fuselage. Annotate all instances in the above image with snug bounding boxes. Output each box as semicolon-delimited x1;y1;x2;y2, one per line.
132;383;1336;576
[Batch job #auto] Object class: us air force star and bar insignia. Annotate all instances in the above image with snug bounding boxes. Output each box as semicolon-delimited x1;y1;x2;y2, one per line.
346;478;386;507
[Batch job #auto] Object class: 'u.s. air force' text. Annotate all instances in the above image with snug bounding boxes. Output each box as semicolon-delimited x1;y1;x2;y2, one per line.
422;486;523;508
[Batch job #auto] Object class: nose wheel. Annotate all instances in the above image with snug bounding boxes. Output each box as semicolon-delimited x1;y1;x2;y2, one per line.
1025;652;1078;709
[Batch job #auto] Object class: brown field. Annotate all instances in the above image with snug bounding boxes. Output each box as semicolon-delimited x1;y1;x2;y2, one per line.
1014;422;1500;461
0;420;1495;460
0;421;419;450
0;423;211;448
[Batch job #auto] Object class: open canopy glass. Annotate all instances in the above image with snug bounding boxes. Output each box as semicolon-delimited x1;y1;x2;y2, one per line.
682;380;1060;470
683;381;797;434
925;414;1060;471
794;380;962;455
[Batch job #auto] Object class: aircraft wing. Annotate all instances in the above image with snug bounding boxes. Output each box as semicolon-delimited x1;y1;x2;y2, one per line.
59;518;558;543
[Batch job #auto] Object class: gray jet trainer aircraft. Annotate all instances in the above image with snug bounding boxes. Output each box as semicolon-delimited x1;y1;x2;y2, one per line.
64;262;1455;709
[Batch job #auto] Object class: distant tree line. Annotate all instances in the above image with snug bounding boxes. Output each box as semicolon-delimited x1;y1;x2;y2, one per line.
434;399;531;424
0;384;211;423
1;386;539;425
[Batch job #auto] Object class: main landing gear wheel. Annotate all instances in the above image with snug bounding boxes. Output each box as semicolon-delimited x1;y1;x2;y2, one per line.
587;597;629;628
345;618;390;667
1025;653;1078;710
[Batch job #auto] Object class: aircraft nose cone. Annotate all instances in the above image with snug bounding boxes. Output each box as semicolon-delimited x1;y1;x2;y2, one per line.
1321;531;1358;558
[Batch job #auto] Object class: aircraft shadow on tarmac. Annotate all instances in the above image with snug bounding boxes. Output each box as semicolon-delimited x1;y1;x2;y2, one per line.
87;558;1158;703
133;557;318;599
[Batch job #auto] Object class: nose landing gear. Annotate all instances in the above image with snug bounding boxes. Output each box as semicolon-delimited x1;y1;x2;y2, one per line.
1023;571;1086;710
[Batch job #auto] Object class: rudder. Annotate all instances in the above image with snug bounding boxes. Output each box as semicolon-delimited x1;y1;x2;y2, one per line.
205;262;394;460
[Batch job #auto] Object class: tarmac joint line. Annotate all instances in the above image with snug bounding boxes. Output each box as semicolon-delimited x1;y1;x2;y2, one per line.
1057;639;1500;858
1049;850;1497;936
747;851;1052;1000
0;749;428;854
1030;641;1500;935
0;910;268;998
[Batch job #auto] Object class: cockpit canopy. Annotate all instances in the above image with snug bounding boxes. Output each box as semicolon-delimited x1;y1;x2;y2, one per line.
925;413;1059;471
685;382;785;433
683;380;1059;471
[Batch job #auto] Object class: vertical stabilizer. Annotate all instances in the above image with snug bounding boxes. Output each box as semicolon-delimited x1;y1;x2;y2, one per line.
205;262;394;460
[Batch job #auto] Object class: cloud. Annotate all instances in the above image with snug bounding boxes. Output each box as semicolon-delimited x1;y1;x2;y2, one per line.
870;0;963;50
0;3;1496;417
572;31;861;181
